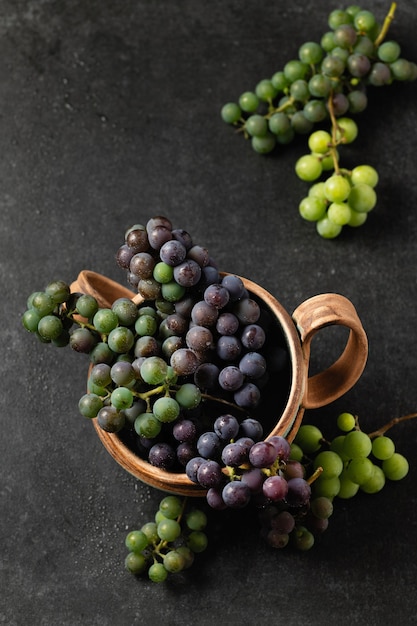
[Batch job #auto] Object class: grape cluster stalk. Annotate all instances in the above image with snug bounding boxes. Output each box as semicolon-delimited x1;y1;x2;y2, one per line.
221;3;417;238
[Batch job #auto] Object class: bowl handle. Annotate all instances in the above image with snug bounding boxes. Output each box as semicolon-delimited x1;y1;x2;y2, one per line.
292;293;368;409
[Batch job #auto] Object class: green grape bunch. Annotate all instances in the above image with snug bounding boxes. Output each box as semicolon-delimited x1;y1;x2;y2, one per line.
221;3;417;238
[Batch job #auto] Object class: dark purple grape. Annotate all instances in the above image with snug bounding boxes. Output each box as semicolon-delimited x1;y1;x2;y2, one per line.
267;436;291;462
222;481;251;508
271;510;296;534
249;441;278;468
266;529;289;549
347;53;371;77
146;216;173;233
173;419;197;442
170;348;200;376
197;431;221;459
197;460;224;488
221;441;251;467
368;61;391;86
186;326;214;352
70;327;98;353
134;335;160;358
162;335;184;359
218;365;244;391
333;24;357;48
126;226;149;251
130;252;155;279
186;456;206;483
233;298;260;324
187;245;210;267
216;335;242;361
221;275;245;301
147;225;173;250
206;487;227;510
200;265;220;287
116;244;136;270
176;442;198;467
239;418;263;442
285;477;311;507
159;240;187;266
148;442;176;469
234;382;261;408
204;284;230;309
327;92;349;115
96;406;125;432
216;312;240;336
173;259;202;287
239;352;266;379
240;324;266;350
172;228;193;250
241;468;264;494
194;362;220;390
283;460;305;479
174;295;196;318
213;414;240;441
262;475;288;502
191;301;218;327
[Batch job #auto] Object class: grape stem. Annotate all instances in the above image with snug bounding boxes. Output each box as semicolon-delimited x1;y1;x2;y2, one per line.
374;2;397;48
367;411;417;439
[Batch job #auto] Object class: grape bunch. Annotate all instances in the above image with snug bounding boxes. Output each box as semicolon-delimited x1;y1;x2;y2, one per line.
221;3;417;238
21;215;289;471
124;495;208;582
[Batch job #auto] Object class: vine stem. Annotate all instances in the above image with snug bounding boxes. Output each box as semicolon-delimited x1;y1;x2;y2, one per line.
374;2;397;48
326;92;342;175
367;412;417;439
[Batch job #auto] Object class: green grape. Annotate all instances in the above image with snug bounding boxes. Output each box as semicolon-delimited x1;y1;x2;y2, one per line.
371;436;395;461
159;495;183;520
93;308;119;334
351;165;379;188
324;174;351;203
221;102;241;124
268;112;291;136
157;518;181;542
111;387;133;410
313;450;344;479
310;496;334;519
36;314;62;341
290;79;310;102
298;41;324;65
329;435;350;461
45;280;71;304
354;10;376;33
337;469;360;498
154;510;167;524
308;181;327;199
187;530;208;553
107;326;135;353
186;509;207;531
312;475;341;498
294;424;323;454
153;262;174;284
390;58;415;81
276;127;295;144
292;525;314;551
303;99;328;123
22;308;42;333
346;457;374;484
111;298;138;326
353;34;375;56
161;281;186;302
347;209;368;227
295;155;323;182
245;114;268;138
176;546;195;569
347;90;368;113
140;356;168;385
308;73;332;98
125;530;149;553
308;130;332;154
316;216;343;239
321;55;346;78
135;314;158;337
283;59;309;82
76;294;99;319
251;133;276;154
348;183;377;213
175;383;202;409
87;377;108;396
141;521;159;544
321;31;337;52
163;550;186;573
125;552;148;575
382;453;409;481
289;443;304;461
153;396;180;423
271;71;289;92
30;291;56;317
255;78;277;102
337;412;356;432
299;196;327;222
291;112;313;134
335;117;358;143
148;562;168;583
360;464;386;493
327;202;352;226
238;91;259;113
90;341;114;364
328;9;352;29
78;393;103;418
378;40;401;63
343;430;372;458
134;412;162;438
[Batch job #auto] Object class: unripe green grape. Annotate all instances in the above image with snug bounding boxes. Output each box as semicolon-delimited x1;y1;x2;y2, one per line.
290;79;310;102
245;114;268;138
140;356;168;384
157;518;181;542
390;58;415;81
159;495;183;519
378;40;401;63
290;112;313;135
346;457;374;484
308;73;332;98
360;464;386;493
328;9;352;30
153;396;180;423
343;430;372;459
294;424;323;454
176;546;195;569
348;184;377;213
186;509;208;531
276;128;295;144
289;443;304;461
308;130;332;154
78;393;103;418
187;530;208;553
111;386;133;410
298;41;324;65
45;280;71;304
283;59;309;82
316;217;343;239
313;450;344;479
153;262;174;284
268;112;291;136
141;521;159;544
354;10;376;33
372;436;395;461
327;202;352;226
271;71;289;92
112;298;138;326
161;281;186;302
37;315;63;340
310;496;334;519
336;117;358;143
238;91;259;113
125;552;148;575
295;154;323;182
324;174;351;202
312;475;341;498
90;341;114;364
321;31;337;52
135;314;158;337
293;525;315;551
176;383;202;409
303;99;328;123
107;326;135;353
251;133;276;154
319;151;338;171
308;181;326;199
93;308;119;334
353;35;375;56
134;412;162;438
221;102;241;124
148;562;168;583
338;470;360;498
163;550;186;573
30;291;56;317
347;90;368;113
299;196;327;222
255;78;277;102
321;55;346;78
347;209;368;227
125;530;149;553
76;294;99;319
330;435;350;462
351;165;379;188
337;412;356;432
22;308;42;332
382;453;409;481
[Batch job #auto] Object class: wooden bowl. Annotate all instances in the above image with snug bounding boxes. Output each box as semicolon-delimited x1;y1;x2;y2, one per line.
71;270;368;496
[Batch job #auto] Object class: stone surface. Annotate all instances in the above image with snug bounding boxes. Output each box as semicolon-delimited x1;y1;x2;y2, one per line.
1;1;417;624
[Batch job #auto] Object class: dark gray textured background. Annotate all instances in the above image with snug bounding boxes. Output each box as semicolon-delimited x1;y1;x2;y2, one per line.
1;1;417;624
